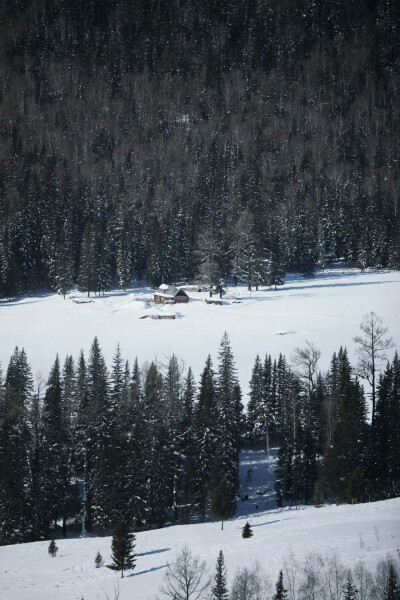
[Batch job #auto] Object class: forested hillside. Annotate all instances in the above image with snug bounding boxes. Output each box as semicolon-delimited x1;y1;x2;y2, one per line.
0;0;399;298
1;330;399;545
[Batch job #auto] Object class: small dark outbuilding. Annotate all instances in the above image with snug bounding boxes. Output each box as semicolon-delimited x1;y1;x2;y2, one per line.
154;285;189;304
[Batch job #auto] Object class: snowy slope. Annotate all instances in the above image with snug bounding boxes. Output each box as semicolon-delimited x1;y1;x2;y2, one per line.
0;453;398;600
1;268;399;402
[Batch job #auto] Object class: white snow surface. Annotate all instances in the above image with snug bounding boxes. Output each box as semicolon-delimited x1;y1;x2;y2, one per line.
0;267;399;402
0;450;399;600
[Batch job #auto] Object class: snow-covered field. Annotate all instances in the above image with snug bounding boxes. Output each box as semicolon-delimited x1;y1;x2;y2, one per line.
0;450;399;600
1;268;399;400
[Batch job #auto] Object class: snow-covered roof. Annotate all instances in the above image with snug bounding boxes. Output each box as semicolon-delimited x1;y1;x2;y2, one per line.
154;285;188;298
158;283;169;290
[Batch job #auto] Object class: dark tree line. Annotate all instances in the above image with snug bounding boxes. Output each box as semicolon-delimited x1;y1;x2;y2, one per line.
247;345;400;507
0;333;243;544
0;0;399;299
1;331;398;546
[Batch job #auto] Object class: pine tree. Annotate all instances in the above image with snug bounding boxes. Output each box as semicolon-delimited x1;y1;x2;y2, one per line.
142;361;175;527
88;338;120;531
116;209;133;291
180;367;196;522
210;478;236;530
268;248;286;290
42;355;70;533
232;208;260;291
322;349;367;502
122;410;148;528
111;344;124;405
193;356;219;519
30;379;49;541
0;347;33;544
215;333;242;496
212;550;229;600
384;564;400;600
108;522;136;578
48;539;58;557
147;215;163;287
196;223;222;295
342;573;358;600
55;214;74;298
272;571;288;600
130;357;142;417
96;224;112;296
242;522;253;539
274;371;302;507
247;355;264;444
78;221;97;297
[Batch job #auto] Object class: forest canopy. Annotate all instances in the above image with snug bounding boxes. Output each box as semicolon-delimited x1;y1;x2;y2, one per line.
0;0;399;297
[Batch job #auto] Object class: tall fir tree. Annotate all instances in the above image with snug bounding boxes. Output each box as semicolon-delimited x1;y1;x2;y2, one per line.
321;349;367;502
108;522;136;578
193;356;219;519
215;333;242;497
41;356;70;533
0;348;33;544
272;571;288;600
342;573;358;600
212;550;229;600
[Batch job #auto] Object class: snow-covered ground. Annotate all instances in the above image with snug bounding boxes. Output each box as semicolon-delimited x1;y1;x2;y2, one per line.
1;268;399;401
0;449;399;600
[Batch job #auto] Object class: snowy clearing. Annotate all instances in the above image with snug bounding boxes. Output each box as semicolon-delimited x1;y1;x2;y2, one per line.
0;449;398;600
1;268;399;401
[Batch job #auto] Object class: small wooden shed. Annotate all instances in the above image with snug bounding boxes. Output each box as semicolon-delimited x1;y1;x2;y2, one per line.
154;285;189;304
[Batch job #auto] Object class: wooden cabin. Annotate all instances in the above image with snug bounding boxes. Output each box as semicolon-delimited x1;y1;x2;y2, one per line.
154;285;189;304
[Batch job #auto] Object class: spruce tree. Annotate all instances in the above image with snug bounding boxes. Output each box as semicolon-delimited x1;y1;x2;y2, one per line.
322;349;368;502
212;550;229;600
108;522;136;578
372;354;400;499
116;210;133;291
110;343;124;405
342;573;358;600
384;564;400;600
242;522;253;538
78;221;97;297
55;214;74;298
89;338;120;531
215;333;242;496
272;571;288;600
193;356;219;519
180;367;196;522
48;539;58;557
247;355;264;444
42;356;70;533
268;249;286;290
142;362;174;527
210;478;236;530
0;348;33;544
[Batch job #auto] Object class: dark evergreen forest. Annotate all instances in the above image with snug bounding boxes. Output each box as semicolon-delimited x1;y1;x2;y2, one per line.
0;332;399;545
0;0;399;298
